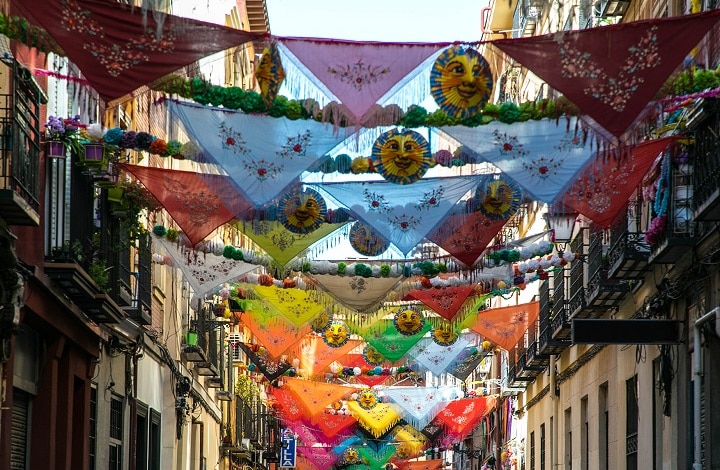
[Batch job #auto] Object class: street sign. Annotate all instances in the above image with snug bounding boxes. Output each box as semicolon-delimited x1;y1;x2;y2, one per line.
279;429;296;468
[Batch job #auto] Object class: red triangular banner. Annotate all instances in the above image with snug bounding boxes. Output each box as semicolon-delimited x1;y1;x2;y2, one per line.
408;285;475;322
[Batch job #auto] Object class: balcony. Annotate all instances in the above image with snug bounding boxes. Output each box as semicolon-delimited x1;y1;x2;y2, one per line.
606;226;650;280
0;63;44;227
537;277;570;355
692;99;720;222
513;0;545;38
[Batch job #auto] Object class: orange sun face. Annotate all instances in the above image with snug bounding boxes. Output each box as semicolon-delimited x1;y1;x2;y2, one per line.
394;307;424;335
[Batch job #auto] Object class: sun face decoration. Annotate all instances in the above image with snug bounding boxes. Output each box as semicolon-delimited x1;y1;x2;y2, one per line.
357;388;379;410
350;222;389;257
278;187;327;234
363;345;385;366
371;129;432;185
343;447;360;464
310;311;331;333
477;177;522;221
254;41;286;109
322;320;350;348
431;325;459;346
396;443;412;459
393;307;425;336
430;45;493;120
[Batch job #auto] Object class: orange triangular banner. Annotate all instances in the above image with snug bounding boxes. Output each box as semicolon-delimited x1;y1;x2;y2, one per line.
283;377;352;419
408;285;476;321
240;313;310;359
467;301;540;351
292;336;361;376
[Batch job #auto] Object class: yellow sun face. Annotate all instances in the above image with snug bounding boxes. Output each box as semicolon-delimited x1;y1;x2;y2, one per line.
311;311;330;333
430;46;493;120
480;179;521;220
363;345;384;366
432;326;458;345
372;129;432;184
279;188;327;234
357;389;378;409
394;307;424;335
323;321;349;347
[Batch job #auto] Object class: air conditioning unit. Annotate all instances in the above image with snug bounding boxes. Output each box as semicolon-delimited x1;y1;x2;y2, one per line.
227;332;244;361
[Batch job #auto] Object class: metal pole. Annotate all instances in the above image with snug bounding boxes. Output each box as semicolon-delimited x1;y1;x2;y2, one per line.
693;306;718;470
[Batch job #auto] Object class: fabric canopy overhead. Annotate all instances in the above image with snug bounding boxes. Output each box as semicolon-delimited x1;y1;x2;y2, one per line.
271;387;304;422
154;236;258;300
122;164;250;247
465;301;540;351
561;136;675;227
240;313;310;359
313;175;481;255
356;444;396;469
359;318;431;363
250;285;326;327
286;419;341;448
13;0;264;103
291;336;361;376
382;385;461;430
491;11;720;140
316;413;358;440
448;348;487;381
408;335;471;377
434;396;496;441
310;274;401;312
283;377;353;419
346;401;402;438
428;207;509;267
297;446;339;469
237;342;291;382
407;285;476;322
440;118;594;203
278;38;445;125
170;101;350;206
344;354;391;387
237;220;349;268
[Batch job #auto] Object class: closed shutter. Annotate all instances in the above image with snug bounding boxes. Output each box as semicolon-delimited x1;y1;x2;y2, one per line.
10;388;30;469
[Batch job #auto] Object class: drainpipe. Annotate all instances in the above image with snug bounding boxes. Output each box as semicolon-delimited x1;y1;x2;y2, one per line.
693;307;719;470
550;355;558;470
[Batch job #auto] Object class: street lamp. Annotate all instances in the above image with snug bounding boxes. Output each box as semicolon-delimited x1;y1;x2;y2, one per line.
544;204;578;254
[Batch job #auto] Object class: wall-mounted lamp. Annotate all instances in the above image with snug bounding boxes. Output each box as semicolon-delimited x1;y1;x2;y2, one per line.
601;0;631;18
543;204;578;254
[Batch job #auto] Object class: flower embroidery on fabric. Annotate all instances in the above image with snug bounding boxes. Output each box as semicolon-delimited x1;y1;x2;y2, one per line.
388;214;421;232
243;159;283;181
271;230;296;251
431;290;458;311
493;130;529;159
84;29;175;77
328;60;390;91
568;163;634;213
363;189;391;213
61;0;103;36
350;276;368;294
161;177;220;226
219;122;251;155
522;155;561;180
416;187;445;211
555;132;585;152
558;26;659;112
277;130;312;159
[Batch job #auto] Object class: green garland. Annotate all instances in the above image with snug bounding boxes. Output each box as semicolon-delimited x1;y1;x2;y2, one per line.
0;14;64;54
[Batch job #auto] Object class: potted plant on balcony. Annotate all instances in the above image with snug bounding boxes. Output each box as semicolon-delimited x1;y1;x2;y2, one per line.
44;115;86;159
80;123;107;167
113;178;162;242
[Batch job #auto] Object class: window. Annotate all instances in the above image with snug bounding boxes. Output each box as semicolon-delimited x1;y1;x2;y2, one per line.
599;382;609;470
136;402;148;470
565;408;572;469
626;375;639;470
653;357;664;469
540;423;546;470
581;396;588;470
530;431;535;470
110;395;124;470
149;410;161;469
89;385;97;469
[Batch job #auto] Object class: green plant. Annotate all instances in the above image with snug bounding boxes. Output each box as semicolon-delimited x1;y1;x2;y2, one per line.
115;179;162;242
166;228;179;242
88;259;110;291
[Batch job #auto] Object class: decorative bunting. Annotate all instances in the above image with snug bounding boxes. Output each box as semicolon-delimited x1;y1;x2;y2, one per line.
310;274;401;312
408;336;471;378
434;397;496;441
492;11;720;138
346;401;402;438
251;285;326;327
356;444;397;469
349;221;390;257
440;118;594;203
360;319;431;363
313;175;481;255
315;413;357;440
420;421;444;442
279;38;444;125
344;354;391;388
154;236;258;300
393;306;426;336
427;208;508;267
240;313;310;359
237;342;291;382
255;41;286;109
292;336;361;375
430;45;493;120
271;388;304;422
465;301;540;352
122;164;251;247
393;424;429;459
322;320;351;348
283;377;352;419
170;101;350;206
297;449;337;470
383;386;461;430
238;220;349;268
561;137;675;227
448;348;487;381
14;0;264;103
408;285;475;322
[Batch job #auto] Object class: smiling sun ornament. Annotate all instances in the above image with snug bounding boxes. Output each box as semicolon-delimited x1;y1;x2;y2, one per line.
393;306;425;336
357;388;379;410
430;45;493;120
278;187;327;234
322;320;350;348
371;128;433;185
431;324;459;346
477;177;522;221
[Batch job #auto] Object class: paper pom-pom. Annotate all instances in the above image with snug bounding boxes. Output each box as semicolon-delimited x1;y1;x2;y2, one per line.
219;287;230;299
149;138;167;155
335;154;352;173
353;367;362;376
104;127;123;146
497;280;507;289
86;123;105;142
434;149;454;166
350;157;371;174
